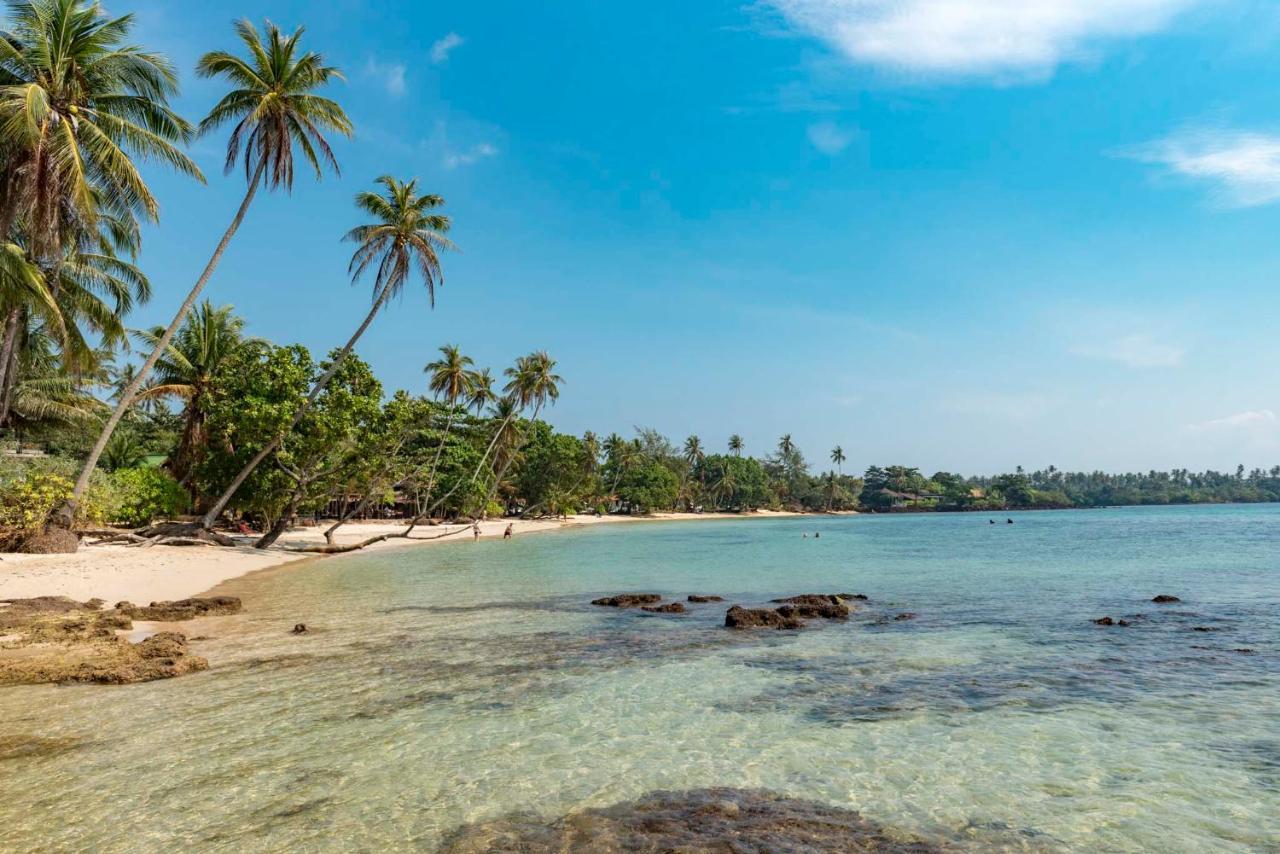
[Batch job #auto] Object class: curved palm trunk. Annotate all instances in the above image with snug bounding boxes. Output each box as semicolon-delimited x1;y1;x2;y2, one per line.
199;280;393;531
49;163;267;533
400;407;516;536
481;401;543;517
0;307;21;427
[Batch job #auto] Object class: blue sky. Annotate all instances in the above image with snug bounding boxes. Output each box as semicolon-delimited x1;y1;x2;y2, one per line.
116;0;1280;474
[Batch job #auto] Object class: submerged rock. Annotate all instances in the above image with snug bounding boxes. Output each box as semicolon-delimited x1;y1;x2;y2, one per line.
1093;617;1131;627
725;605;804;630
1152;595;1182;604
441;787;948;853
291;623;309;634
894;612;916;622
687;594;724;603
590;594;662;608
640;602;686;614
114;596;241;621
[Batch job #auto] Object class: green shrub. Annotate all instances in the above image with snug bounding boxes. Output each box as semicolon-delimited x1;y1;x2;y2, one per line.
0;469;107;536
105;467;189;527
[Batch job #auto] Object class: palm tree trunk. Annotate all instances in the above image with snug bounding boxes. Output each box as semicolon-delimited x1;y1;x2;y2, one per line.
49;163;267;534
199;280;392;531
400;407;516;536
482;401;542;516
0;306;21;427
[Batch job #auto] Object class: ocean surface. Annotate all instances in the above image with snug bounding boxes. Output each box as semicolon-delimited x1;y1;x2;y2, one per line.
1;505;1277;851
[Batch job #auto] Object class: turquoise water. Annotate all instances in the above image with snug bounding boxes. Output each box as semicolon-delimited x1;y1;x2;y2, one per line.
1;506;1277;851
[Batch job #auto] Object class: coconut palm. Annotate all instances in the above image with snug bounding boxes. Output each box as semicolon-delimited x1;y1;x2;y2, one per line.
199;175;452;530
683;434;704;465
778;434;794;456
831;445;845;474
728;434;743;456
132;301;249;495
59;18;351;535
416;344;473;501
465;367;495;414
480;352;561;514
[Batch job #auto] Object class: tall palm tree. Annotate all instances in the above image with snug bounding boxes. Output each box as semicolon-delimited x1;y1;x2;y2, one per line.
728;434;744;456
133;301;249;494
778;434;794;456
416;344;473;502
480;352;561;514
58;18;350;534
465;367;495;414
199;175;451;530
831;445;845;474
683;434;704;465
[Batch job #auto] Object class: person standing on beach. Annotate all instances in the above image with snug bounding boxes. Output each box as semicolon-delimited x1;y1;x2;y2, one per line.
472;521;481;541
504;523;513;540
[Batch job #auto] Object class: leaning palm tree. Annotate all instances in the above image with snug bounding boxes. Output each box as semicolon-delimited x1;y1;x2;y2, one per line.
56;18;351;536
478;352;562;515
728;434;744;456
133;301;249;494
831;445;845;474
416;344;473;501
198;175;453;531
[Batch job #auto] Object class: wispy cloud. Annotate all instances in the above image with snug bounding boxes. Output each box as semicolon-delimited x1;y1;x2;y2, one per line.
761;0;1199;80
1123;125;1280;208
939;390;1052;422
1073;333;1185;368
444;142;498;169
806;121;857;155
430;32;465;64
364;58;406;96
1188;409;1277;432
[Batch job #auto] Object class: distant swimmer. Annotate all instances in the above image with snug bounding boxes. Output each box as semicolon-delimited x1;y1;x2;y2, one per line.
989;519;995;525
814;532;820;539
803;533;808;538
1006;518;1014;524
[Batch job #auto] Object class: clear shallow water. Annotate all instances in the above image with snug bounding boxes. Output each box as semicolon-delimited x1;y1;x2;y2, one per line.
1;506;1277;852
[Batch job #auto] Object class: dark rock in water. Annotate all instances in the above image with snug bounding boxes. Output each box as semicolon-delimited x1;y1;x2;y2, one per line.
687;594;724;603
440;787;949;853
1152;595;1182;604
1093;617;1131;627
894;612;916;621
114;596;242;621
840;593;870;601
725;605;804;630
770;594;851;619
590;594;662;608
1233;648;1257;655
291;623;308;634
1191;626;1220;632
641;602;686;614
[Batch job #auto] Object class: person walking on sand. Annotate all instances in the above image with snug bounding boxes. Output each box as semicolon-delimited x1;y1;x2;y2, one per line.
504;523;513;540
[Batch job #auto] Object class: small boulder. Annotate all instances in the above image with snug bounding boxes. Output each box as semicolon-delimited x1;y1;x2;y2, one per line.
687;595;724;603
724;605;804;630
838;593;869;601
893;612;916;621
1152;595;1182;604
1191;626;1219;632
641;602;686;614
1093;617;1131;627
115;597;242;621
590;594;663;608
770;595;850;619
291;623;308;634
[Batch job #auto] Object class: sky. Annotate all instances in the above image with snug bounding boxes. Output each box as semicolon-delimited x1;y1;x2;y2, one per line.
109;0;1280;475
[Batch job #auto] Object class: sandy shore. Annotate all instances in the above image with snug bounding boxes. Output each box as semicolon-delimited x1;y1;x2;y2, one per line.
0;511;816;604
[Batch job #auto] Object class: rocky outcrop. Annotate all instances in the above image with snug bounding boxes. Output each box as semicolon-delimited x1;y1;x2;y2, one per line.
1093;617;1132;627
687;595;724;603
590;594;663;608
1152;595;1182;604
724;605;804;630
641;602;686;614
0;597;210;686
441;787;950;853
114;596;242;621
771;594;851;620
893;612;916;622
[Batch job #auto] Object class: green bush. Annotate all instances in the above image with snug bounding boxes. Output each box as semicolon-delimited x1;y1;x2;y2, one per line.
104;467;189;527
0;467;107;536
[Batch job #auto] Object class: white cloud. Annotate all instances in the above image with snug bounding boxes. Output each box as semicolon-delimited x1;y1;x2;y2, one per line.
431;32;465;64
763;0;1198;79
1073;333;1185;368
444;142;498;169
806;121;856;154
364;59;406;96
1125;126;1280;208
1189;409;1277;431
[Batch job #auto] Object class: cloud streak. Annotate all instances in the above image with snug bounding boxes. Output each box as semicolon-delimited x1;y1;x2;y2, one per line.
1073;333;1185;368
444;142;498;169
806;121;856;154
364;58;406;96
431;32;465;64
762;0;1198;79
1124;126;1280;208
1188;409;1277;432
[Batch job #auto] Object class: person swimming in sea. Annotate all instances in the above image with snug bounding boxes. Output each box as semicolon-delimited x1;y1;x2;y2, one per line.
1006;518;1014;524
814;532;820;538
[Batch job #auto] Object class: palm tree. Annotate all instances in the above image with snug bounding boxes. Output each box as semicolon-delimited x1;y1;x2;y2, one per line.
465;367;495;414
132;301;249;495
778;434;794;456
728;434;743;456
683;434;704;465
481;352;562;515
58;18;351;535
416;344;473;502
831;445;845;474
199;175;451;530
711;464;738;511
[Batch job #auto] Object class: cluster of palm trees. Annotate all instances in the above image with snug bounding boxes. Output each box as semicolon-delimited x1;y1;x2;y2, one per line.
0;1;490;550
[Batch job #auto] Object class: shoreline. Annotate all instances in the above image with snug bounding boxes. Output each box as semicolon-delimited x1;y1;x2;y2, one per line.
0;510;834;604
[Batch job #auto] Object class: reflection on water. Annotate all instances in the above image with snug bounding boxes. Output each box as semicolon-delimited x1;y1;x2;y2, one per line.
0;506;1277;852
